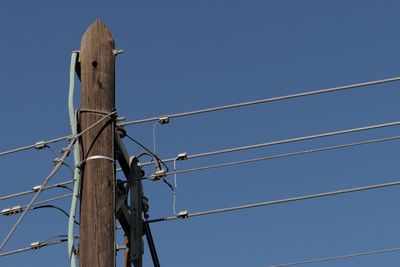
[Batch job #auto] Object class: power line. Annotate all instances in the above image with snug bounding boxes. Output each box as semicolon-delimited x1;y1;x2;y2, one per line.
0;110;116;158
0;238;69;257
0;135;70;158
125;133;170;173
162;135;400;177
0;111;116;251
32;205;79;225
0;239;67;257
270;247;400;267
140;120;400;166
0;141;74;253
120;75;400;126
3;74;399;159
148;179;400;223
1;194;72;216
0;180;73;201
24;194;72;209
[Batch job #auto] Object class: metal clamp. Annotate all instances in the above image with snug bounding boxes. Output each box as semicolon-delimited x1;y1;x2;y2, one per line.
79;155;115;168
78;108;111;116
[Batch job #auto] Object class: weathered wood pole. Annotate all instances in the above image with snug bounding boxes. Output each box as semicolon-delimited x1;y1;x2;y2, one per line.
79;19;116;267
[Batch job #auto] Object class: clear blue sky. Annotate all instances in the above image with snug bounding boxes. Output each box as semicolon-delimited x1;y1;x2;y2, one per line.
1;1;400;266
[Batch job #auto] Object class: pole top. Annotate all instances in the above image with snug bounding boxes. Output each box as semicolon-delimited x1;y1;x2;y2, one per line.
81;19;115;48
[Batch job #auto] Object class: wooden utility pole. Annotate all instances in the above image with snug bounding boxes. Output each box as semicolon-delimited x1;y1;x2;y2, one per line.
79;20;116;267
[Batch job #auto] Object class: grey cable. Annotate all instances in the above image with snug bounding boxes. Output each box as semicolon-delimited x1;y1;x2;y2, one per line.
141;120;400;167
32;205;79;225
0;110;116;158
0;180;73;201
153;121;158;154
0;139;74;252
270;247;400;267
120;76;400;126
172;159;178;215
24;194;72;209
148;179;400;223
0;239;68;257
1;194;72;215
75;111;117;139
166;135;400;177
0;135;70;157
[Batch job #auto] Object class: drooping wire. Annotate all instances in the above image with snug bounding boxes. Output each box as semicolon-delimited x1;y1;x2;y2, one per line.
148;179;400;223
120;75;400;126
124;133;170;174
1;194;72;214
140;120;400;166
32;205;80;225
26;194;72;207
56;184;73;193
153;121;158;155
270;247;400;267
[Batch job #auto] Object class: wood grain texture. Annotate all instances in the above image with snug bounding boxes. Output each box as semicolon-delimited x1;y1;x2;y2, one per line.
79;19;116;267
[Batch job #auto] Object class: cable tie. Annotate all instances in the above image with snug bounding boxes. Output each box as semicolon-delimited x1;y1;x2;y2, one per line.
2;205;23;216
116;245;127;251
34;141;46;150
176;152;188;161
60;147;70;154
177;210;189;219
53;158;62;165
150;169;167;181
79;155;115;168
30;241;43;249
32;185;42;192
116;116;126;122
1;208;11;216
78;109;111;116
158;116;170;124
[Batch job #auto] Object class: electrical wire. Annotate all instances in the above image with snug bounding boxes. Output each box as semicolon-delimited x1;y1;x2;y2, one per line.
270;247;400;267
141;120;400;167
148;179;400;223
0;236;77;257
0;140;75;253
44;144;58;158
56;185;73;193
22;194;72;209
0;239;68;257
165;135;400;177
0;180;73;201
67;51;80;267
0;108;115;159
3;75;399;158
173;159;178;215
120;75;400;126
1;194;72;216
153;121;158;154
32;205;79;225
125;133;169;173
0;135;71;158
